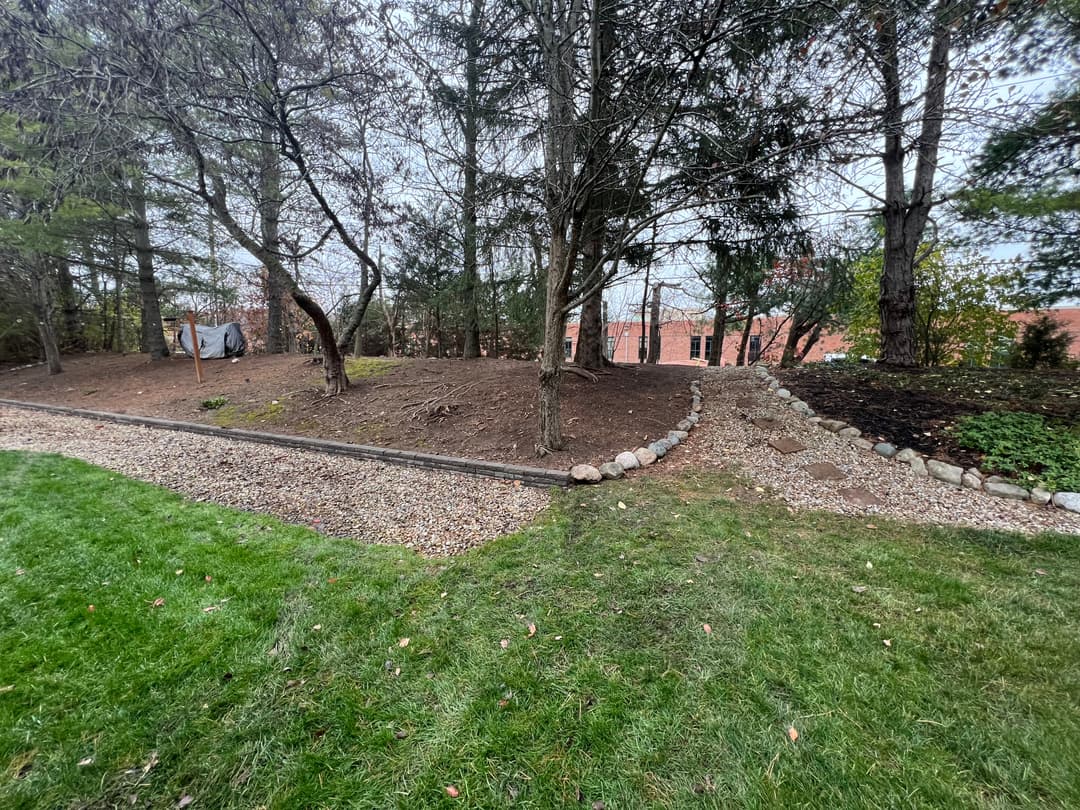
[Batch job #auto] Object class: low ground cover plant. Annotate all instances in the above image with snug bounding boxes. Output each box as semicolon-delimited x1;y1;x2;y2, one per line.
953;411;1080;492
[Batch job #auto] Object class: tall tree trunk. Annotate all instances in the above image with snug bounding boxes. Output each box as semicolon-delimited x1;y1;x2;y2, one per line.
489;244;499;358
708;306;726;366
876;9;950;366
461;0;482;359
647;282;662;363
30;259;62;374
56;260;84;352
131;172;169;359
261;129;286;354
736;309;755;366
574;283;606;368
536;0;582;452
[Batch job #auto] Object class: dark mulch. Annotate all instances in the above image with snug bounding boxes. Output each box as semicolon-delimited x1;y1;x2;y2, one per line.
775;364;1080;470
0;353;697;469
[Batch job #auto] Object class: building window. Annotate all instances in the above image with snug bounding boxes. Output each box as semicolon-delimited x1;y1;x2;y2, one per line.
690;335;702;359
564;338;573;359
606;336;615;359
748;334;761;363
705;335;714;360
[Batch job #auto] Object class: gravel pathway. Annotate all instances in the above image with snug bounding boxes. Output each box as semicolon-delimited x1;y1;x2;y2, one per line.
682;367;1080;536
0;406;550;556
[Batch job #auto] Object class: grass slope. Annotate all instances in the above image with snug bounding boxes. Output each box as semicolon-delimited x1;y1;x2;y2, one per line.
1;452;1078;808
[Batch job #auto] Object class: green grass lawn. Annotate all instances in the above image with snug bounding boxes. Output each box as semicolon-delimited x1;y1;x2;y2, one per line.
1;452;1078;808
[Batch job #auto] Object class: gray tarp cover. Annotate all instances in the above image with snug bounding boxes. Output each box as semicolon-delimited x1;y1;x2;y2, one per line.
177;322;247;359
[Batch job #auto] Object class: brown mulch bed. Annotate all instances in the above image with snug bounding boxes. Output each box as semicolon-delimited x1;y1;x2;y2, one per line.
775;364;1080;470
0;353;698;469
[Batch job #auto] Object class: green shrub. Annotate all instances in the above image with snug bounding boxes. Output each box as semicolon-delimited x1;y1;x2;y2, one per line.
953;411;1080;491
200;395;229;410
1009;315;1074;369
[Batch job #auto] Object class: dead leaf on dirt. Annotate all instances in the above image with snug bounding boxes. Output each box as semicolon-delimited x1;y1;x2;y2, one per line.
703;623;712;634
445;785;460;798
526;623;537;638
177;795;194;808
499;639;509;649
78;756;94;767
787;726;799;743
398;637;410;648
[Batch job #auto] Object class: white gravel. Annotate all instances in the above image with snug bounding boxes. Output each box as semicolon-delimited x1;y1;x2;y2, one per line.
689;367;1080;536
0;406;550;555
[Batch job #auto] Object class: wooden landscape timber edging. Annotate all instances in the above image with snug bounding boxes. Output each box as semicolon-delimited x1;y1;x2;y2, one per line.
0;398;569;489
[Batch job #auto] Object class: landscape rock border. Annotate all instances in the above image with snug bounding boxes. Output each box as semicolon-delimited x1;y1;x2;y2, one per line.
752;365;1080;515
570;378;703;484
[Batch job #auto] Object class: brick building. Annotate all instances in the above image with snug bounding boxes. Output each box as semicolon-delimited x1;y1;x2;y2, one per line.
565;307;1080;366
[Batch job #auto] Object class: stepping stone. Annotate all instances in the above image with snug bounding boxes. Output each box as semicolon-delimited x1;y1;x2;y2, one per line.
752;417;783;431
768;437;806;455
839;487;883;507
805;462;846;481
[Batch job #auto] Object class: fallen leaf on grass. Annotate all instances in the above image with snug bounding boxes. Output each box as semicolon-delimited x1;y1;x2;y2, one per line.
851;585;868;594
0;685;13;693
87;605;95;612
398;637;410;648
865;561;873;570
312;624;322;632
883;639;892;648
78;756;94;767
178;795;194;808
327;577;338;584
617;501;626;510
702;623;712;634
499;639;509;649
1034;569;1048;576
15;568;25;576
204;575;212;583
394;730;409;739
175;569;183;576
526;623;537;638
202;605;220;613
445;785;460;798
787;726;799;743
150;598;165;608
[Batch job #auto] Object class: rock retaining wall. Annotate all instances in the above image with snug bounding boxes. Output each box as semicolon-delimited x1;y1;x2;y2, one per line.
570;379;703;484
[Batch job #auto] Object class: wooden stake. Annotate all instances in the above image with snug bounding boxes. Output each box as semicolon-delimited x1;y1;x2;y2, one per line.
186;310;204;384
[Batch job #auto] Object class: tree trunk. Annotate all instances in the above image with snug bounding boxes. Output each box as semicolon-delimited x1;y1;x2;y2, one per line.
736;309;755;366
708;305;725;366
56;260;84;352
876;10;950;366
131;172;169;359
460;0;482;359
29;260;62;374
574;283;606;368
538;233;571;452
647;282;662;363
261;129;286;354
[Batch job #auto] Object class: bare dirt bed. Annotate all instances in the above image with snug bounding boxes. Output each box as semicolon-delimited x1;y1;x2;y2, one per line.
0;353;697;469
775;364;1080;470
